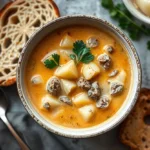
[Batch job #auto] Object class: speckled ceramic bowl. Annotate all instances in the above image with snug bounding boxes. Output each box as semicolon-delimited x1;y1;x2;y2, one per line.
17;15;141;138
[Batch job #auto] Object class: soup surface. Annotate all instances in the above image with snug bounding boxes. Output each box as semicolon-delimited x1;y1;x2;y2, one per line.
25;25;131;128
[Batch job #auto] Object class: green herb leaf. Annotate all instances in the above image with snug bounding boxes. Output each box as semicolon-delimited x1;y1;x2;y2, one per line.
81;53;94;64
101;0;113;9
70;54;76;60
110;9;117;17
52;53;60;65
147;41;150;50
44;53;60;69
73;41;90;59
69;54;77;64
71;40;94;64
44;59;57;69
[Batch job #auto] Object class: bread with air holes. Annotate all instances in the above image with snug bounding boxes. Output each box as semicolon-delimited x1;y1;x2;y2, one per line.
0;0;60;86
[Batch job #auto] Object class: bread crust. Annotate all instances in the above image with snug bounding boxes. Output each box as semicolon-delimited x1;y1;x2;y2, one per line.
0;0;60;17
0;0;60;86
0;77;16;86
120;88;150;150
49;0;60;17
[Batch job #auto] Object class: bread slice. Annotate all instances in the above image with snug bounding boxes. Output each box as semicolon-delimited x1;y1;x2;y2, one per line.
120;88;150;150
0;0;60;86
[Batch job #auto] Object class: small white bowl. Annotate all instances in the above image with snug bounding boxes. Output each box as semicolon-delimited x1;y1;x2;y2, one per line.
123;0;150;24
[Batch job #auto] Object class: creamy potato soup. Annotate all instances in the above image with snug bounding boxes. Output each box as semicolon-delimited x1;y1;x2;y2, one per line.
25;25;131;128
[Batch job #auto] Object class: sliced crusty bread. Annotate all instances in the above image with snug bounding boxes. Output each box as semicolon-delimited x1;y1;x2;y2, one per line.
120;88;150;150
0;0;60;86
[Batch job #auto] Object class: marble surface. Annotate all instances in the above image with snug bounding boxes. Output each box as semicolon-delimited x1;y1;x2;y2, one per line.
0;0;150;150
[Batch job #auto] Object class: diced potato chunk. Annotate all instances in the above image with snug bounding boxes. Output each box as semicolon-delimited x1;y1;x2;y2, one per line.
41;95;61;110
82;62;100;80
52;108;64;118
72;92;91;107
116;70;126;83
31;74;43;84
60;34;74;48
61;79;76;95
60;50;73;62
108;70;126;84
55;60;78;79
79;105;95;122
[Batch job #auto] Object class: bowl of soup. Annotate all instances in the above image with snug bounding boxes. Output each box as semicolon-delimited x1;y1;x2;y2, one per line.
17;15;141;138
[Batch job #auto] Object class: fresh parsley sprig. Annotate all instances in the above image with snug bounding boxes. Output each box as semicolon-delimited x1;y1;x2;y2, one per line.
147;41;150;50
70;40;94;64
44;53;60;69
101;0;150;49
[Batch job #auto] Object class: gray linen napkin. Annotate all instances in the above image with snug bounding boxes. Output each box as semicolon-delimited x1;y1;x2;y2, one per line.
0;85;128;150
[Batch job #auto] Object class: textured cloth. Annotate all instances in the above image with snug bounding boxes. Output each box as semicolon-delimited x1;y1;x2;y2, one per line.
1;84;128;150
0;0;150;150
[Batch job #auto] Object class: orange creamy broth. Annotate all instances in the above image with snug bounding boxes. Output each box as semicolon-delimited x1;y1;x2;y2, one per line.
25;25;131;128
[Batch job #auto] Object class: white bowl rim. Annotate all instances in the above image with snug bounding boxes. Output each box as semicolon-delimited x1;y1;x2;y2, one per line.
123;0;150;24
17;15;142;138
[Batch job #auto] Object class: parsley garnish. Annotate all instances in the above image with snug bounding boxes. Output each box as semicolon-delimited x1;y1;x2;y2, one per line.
147;41;150;50
44;53;60;69
101;0;150;50
70;40;94;64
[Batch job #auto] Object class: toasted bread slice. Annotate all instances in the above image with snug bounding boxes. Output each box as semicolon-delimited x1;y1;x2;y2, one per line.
120;88;150;150
0;0;60;86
